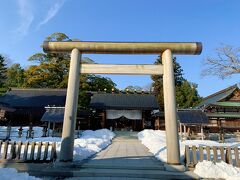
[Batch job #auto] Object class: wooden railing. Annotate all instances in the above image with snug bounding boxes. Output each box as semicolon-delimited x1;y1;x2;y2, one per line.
185;145;240;168
0;141;57;163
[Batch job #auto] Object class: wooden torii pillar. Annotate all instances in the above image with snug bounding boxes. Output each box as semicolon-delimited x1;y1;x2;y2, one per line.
43;41;202;165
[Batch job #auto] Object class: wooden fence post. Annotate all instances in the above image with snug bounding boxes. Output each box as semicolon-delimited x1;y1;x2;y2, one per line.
36;142;42;161
43;142;49;160
30;142;35;161
199;146;204;162
0;140;57;162
50;142;57;161
2;141;9;159
234;147;240;167
206;146;211;161
226;147;232;165
0;141;3;155
23;142;29;161
16;141;22;159
9;141;16;159
192;146;197;165
185;145;190;166
220;147;225;161
213;146;218;162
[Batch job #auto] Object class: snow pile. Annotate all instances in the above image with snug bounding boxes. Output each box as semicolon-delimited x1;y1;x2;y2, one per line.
0;129;114;179
6;129;115;161
138;129;240;163
183;139;239;147
73;129;115;160
194;160;240;179
0;168;41;180
138;129;240;179
138;129;185;162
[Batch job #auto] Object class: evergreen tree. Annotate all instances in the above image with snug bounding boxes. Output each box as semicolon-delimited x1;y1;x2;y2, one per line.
25;32;117;108
25;33;71;88
0;54;7;88
151;55;201;108
6;63;25;87
176;81;202;108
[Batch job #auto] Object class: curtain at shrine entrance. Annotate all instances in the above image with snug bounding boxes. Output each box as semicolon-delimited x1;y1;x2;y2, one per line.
106;110;142;120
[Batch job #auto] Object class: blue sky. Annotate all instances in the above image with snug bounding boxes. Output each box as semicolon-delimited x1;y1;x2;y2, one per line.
0;0;239;97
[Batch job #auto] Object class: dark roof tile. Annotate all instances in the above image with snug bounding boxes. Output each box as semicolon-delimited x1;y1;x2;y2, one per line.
41;107;92;122
177;110;208;124
0;88;66;107
90;93;159;110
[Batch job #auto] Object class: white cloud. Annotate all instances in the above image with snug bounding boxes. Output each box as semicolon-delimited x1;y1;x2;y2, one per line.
16;0;34;37
37;0;65;29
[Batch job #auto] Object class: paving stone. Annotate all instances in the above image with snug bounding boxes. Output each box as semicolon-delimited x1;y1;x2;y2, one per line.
83;131;164;170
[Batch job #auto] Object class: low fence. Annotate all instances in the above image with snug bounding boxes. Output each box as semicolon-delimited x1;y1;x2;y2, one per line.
185;145;240;168
0;140;57;163
0;127;44;140
0;126;82;140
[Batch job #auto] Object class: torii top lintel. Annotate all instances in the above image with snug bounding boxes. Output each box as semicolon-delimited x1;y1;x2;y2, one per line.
43;41;202;55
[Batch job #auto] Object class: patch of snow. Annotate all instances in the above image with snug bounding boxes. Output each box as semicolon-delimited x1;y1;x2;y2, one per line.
1;128;115;162
194;160;240;179
138;129;172;162
138;129;240;163
0;129;115;179
225;137;240;143
73;129;115;161
183;139;239;147
0;168;41;180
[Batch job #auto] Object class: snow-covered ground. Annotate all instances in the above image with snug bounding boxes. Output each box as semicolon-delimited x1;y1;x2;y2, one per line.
138;129;240;162
0;127;115;180
138;129;240;179
0;127;115;161
19;129;115;161
194;160;240;179
0;126;115;159
73;129;115;160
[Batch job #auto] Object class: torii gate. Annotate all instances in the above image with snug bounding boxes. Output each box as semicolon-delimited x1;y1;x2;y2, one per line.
43;41;202;165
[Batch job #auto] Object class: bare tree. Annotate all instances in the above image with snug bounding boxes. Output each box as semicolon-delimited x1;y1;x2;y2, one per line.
142;83;153;92
202;45;240;79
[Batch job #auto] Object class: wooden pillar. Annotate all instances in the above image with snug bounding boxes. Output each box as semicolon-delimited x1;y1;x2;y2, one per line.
184;125;187;138
155;117;158;130
60;48;82;162
77;120;81;138
52;122;55;137
101;111;106;128
162;49;180;165
47;121;51;137
142;110;145;130
200;125;204;140
179;123;182;141
133;120;136;131
6;125;11;140
88;117;91;129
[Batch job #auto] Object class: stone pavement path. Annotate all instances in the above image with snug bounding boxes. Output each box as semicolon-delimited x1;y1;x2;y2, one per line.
76;131;199;179
82;131;164;169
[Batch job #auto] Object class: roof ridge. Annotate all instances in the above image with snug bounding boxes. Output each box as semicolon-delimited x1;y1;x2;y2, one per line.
203;84;238;100
9;88;67;92
96;93;155;95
